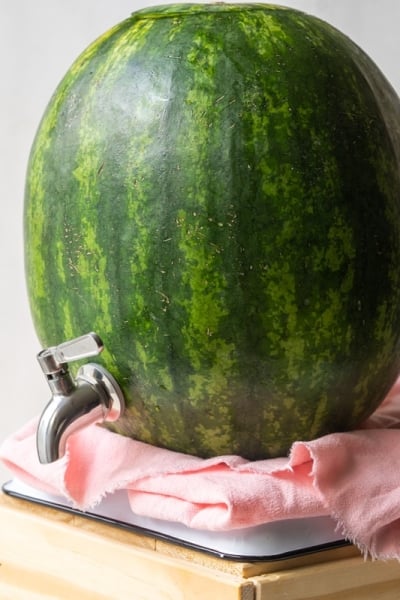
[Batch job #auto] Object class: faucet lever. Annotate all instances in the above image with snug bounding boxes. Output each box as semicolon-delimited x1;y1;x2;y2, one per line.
37;332;104;376
53;331;104;364
36;332;125;464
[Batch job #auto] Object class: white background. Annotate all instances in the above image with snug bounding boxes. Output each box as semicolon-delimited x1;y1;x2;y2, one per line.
0;0;399;483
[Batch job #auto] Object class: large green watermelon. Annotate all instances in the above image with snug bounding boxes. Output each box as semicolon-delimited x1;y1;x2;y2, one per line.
25;3;400;459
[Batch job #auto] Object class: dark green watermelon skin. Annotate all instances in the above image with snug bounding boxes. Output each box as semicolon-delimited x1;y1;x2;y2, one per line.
24;3;400;458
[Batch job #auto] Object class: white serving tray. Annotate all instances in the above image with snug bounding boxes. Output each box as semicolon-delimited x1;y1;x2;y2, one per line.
2;478;347;561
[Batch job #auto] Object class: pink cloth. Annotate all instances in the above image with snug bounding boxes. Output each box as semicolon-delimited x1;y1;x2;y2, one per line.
2;378;400;560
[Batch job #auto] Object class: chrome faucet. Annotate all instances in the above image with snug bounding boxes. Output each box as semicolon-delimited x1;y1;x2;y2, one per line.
36;332;125;464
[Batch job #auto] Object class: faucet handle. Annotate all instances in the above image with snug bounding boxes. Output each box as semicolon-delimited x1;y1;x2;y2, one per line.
38;332;104;375
53;332;104;363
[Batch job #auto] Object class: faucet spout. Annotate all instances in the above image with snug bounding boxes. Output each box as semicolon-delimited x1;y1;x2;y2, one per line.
36;380;106;463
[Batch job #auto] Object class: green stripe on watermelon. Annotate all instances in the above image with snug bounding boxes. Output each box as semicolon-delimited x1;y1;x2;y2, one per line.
24;4;400;458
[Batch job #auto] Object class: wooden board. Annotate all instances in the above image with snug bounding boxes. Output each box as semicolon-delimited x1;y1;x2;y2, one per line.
1;492;400;599
254;555;400;600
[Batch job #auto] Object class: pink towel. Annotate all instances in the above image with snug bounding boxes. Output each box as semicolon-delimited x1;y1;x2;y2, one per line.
2;378;400;560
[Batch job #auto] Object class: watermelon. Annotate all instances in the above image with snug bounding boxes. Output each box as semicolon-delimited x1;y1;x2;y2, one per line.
24;3;400;459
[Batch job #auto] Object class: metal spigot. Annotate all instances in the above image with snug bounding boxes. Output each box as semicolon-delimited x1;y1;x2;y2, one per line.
36;332;125;464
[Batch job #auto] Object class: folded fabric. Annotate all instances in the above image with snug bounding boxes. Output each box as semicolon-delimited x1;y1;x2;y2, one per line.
2;377;400;560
